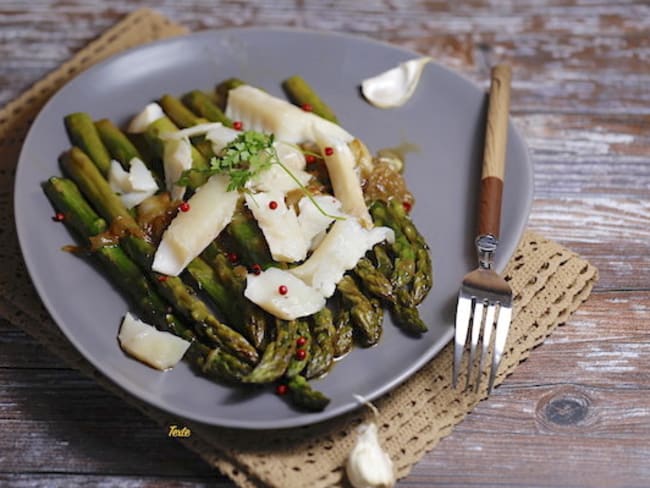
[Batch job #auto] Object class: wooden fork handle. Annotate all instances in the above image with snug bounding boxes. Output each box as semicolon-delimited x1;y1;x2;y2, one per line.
478;64;512;239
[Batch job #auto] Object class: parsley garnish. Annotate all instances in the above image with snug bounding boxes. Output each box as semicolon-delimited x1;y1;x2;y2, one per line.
177;130;344;220
177;131;275;191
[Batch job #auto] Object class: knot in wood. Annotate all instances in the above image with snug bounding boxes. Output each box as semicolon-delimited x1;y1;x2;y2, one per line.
545;397;588;425
536;387;594;432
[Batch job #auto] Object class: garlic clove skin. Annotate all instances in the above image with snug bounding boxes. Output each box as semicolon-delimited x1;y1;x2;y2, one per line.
361;57;431;109
346;422;395;488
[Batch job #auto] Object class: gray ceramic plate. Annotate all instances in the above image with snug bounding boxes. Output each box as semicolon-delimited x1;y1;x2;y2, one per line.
15;28;532;429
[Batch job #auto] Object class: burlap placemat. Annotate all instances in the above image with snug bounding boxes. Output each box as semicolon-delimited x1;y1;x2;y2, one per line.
0;8;598;488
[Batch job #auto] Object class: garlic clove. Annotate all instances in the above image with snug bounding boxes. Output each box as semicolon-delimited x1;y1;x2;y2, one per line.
361;57;431;109
346;422;395;488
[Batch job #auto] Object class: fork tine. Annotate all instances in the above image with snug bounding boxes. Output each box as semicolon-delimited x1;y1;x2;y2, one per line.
474;303;496;393
465;300;484;390
488;304;512;392
453;297;472;388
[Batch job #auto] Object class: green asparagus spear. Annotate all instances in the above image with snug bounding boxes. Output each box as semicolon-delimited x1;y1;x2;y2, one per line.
305;307;335;379
337;275;382;347
94;118;141;168
46;178;252;380
243;319;297;383
60;147;259;364
386;199;433;305
143;116;209;190
386;198;425;245
285;320;310;378
195;344;253;382
61;147;139;232
353;257;393;301
227;204;273;268
369;201;417;306
372;243;394;278
127;133;162;177
201;249;268;349
64;113;112;175
282;75;339;123
215;77;245;107
391;303;428;334
95;118;166;193
47;177;254;381
182;90;233;127
120;233;259;364
194;139;216;160
43;177;195;343
287;374;330;412
44;176;107;236
412;246;433;306
186;257;240;325
206;241;270;350
332;308;353;358
370;200;431;329
160;94;208;128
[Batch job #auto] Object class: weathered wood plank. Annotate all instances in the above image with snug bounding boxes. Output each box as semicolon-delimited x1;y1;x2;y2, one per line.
0;340;220;477
0;474;229;488
0;368;150;421
518;113;650;197
406;430;650;488
501;291;650;388
1;1;649;113
0;320;66;369
529;198;650;291
403;290;650;488
0;418;220;477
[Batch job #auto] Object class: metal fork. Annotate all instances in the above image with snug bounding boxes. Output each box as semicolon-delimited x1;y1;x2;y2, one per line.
453;64;513;393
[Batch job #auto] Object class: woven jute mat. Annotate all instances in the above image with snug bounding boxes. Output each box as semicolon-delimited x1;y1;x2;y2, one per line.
0;8;598;488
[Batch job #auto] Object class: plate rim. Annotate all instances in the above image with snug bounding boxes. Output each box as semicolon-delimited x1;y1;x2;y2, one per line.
14;26;533;430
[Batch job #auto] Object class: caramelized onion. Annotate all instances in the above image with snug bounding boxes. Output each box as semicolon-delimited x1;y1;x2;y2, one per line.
363;161;414;206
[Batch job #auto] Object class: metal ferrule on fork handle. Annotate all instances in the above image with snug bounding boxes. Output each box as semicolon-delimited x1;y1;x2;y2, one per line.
476;234;498;271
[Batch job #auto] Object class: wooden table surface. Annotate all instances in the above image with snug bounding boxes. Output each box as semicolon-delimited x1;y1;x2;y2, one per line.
2;1;649;487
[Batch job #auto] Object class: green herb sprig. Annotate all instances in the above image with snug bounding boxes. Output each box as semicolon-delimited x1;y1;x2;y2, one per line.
177;131;275;191
177;130;344;221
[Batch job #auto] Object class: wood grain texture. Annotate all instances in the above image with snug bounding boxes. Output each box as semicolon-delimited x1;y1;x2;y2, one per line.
0;1;648;487
481;65;511;181
406;291;650;488
478;65;510;236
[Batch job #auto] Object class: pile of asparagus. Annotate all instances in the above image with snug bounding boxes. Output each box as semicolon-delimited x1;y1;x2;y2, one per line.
43;76;433;412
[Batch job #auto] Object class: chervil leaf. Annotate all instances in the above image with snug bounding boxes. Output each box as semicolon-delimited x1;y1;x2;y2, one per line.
178;130;275;190
176;129;344;221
